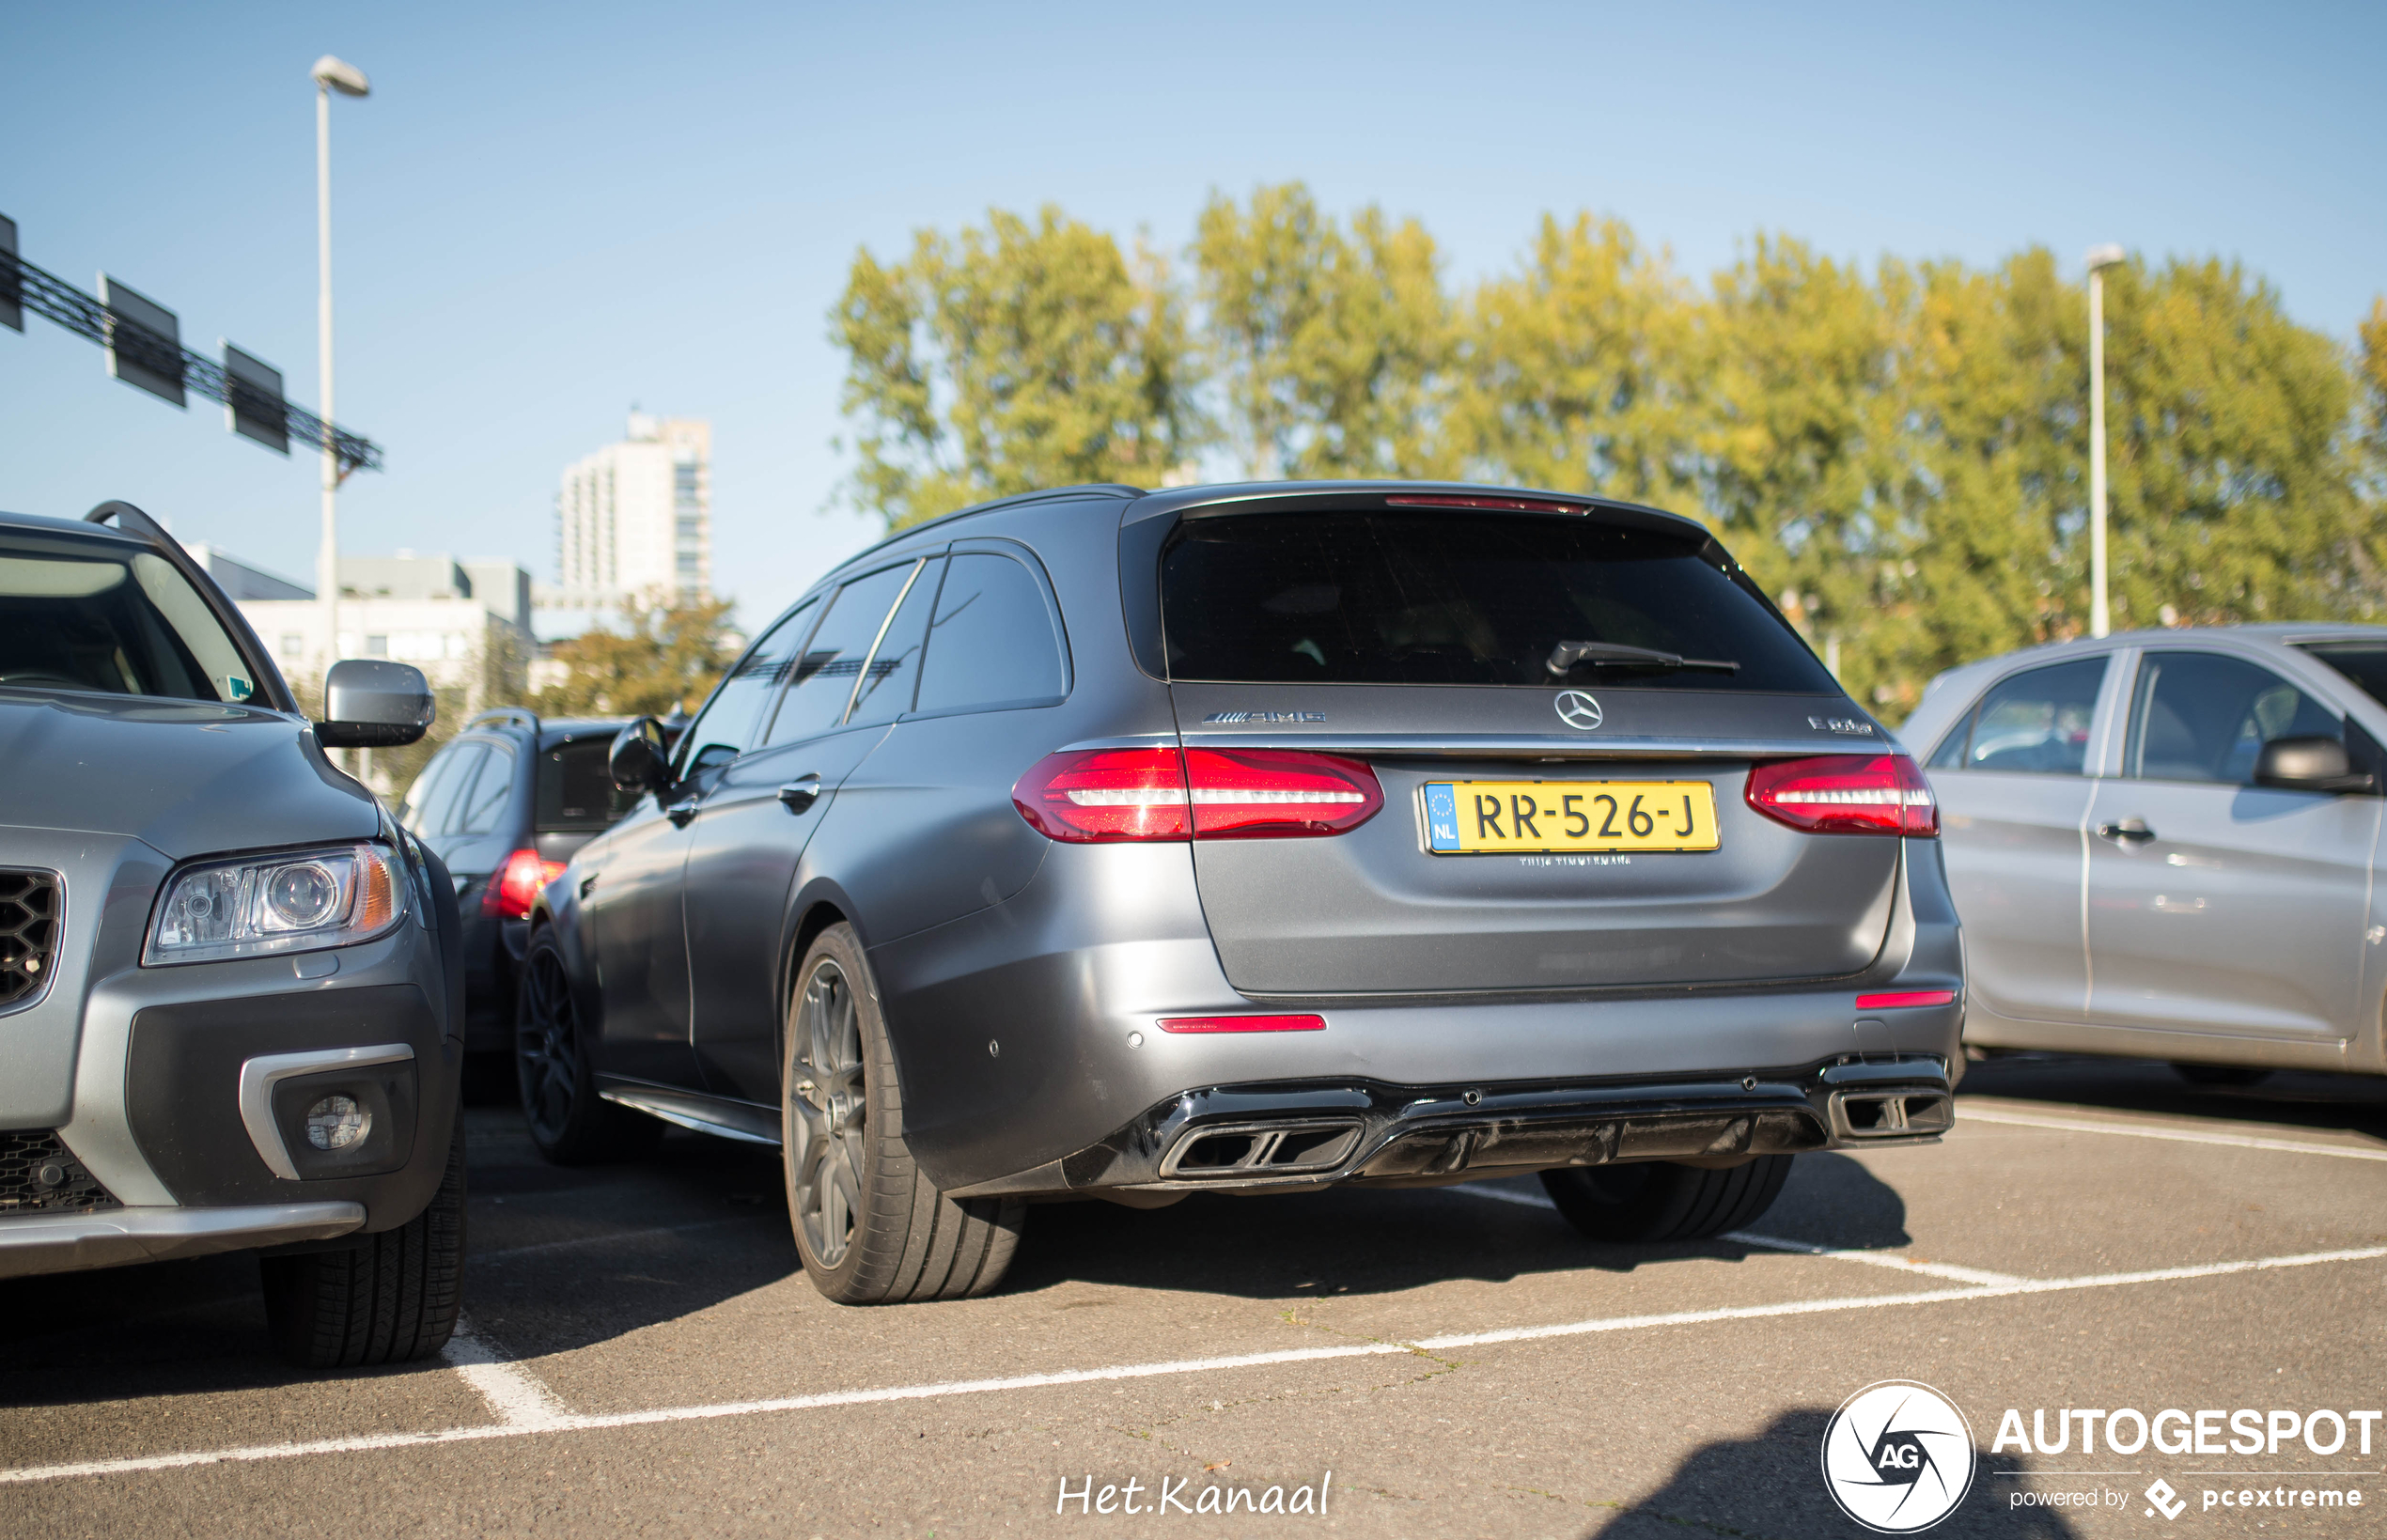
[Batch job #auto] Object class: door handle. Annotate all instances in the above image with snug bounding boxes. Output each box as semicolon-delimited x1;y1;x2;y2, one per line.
665;797;701;828
777;775;824;815
2097;817;2156;843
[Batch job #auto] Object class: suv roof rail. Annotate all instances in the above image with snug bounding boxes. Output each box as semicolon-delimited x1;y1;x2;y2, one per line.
465;707;539;733
83;500;298;713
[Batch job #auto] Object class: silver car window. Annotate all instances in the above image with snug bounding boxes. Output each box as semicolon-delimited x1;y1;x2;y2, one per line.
1931;658;2107;774
2125;651;2339;786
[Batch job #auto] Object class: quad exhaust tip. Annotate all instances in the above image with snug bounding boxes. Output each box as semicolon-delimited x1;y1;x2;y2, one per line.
1830;1088;1954;1140
1161;1119;1365;1178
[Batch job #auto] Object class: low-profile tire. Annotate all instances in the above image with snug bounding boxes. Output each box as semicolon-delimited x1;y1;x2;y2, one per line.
2173;1062;2270;1088
259;1119;465;1367
1539;1155;1795;1243
782;923;1023;1303
515;928;662;1164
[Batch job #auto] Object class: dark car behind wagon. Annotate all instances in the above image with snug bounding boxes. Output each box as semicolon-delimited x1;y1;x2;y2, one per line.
517;482;1967;1305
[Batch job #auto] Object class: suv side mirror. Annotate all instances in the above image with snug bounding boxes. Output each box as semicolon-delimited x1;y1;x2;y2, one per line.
2254;735;2375;794
317;660;434;748
610;716;673;795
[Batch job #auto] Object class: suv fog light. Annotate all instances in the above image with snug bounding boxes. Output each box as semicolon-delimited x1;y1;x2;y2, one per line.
305;1096;371;1150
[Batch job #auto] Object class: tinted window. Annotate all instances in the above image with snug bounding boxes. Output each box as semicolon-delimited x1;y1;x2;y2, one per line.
0;535;258;703
763;563;916;745
1159;511;1834;692
452;743;518;837
846;558;943;728
398;746;462;832
1934;659;2107;775
676;599;818;770
414;743;485;834
913;552;1069;714
536;738;639;832
2299;643;2387;709
2127;651;2339;785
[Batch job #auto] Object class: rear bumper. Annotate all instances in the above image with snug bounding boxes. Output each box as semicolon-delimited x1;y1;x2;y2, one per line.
951;1054;1953;1198
0;1201;364;1281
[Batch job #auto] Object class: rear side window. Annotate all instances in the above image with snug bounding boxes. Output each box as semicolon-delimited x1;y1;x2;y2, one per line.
537;738;639;832
398;747;462;832
2298;643;2387;708
913;552;1068;714
451;743;518;837
1159;511;1834;692
412;742;485;833
2126;651;2338;786
845;559;944;728
763;562;916;745
1929;659;2106;774
677;598;818;770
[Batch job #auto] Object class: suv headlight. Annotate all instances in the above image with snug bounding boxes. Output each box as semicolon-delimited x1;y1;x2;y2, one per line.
145;843;408;965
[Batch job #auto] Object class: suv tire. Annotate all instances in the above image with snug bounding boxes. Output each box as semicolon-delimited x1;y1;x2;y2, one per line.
259;1119;465;1367
1539;1155;1794;1243
783;924;1023;1303
516;929;662;1164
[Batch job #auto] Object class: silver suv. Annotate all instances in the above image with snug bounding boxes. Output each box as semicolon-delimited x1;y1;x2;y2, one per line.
522;481;1966;1305
0;502;465;1367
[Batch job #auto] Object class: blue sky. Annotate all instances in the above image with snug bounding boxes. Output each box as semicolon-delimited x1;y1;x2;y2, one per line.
4;1;2379;632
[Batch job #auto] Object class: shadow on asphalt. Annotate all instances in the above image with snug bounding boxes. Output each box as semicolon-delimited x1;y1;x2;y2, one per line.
1581;1408;2080;1540
1959;1053;2387;1142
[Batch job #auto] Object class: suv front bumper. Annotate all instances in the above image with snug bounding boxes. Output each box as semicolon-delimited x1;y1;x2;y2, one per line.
0;1201;364;1281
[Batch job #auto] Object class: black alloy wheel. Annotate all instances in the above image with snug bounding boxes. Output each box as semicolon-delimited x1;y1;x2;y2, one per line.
787;955;868;1268
514;931;658;1164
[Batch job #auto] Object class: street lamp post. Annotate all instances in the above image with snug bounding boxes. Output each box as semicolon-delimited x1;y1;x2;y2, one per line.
2085;242;2125;639
311;54;369;692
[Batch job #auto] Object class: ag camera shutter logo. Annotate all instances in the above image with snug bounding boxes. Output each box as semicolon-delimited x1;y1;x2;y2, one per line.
1820;1380;1976;1532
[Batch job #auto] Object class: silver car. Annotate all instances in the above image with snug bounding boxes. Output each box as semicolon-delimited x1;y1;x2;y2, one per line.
523;481;1967;1303
0;502;467;1366
1901;624;2387;1085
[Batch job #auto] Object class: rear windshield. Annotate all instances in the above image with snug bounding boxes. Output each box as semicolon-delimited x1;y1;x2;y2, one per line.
1160;510;1837;692
0;532;259;703
536;737;640;832
2297;643;2387;709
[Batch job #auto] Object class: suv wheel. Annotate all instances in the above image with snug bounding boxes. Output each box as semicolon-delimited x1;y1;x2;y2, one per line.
259;1118;465;1367
783;924;1023;1303
516;929;660;1163
1539;1155;1794;1243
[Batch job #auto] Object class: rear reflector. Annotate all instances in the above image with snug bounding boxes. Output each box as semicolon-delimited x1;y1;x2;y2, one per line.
1384;493;1581;515
1746;754;1938;836
1156;1014;1326;1034
1013;748;1382;842
1854;989;1958;1010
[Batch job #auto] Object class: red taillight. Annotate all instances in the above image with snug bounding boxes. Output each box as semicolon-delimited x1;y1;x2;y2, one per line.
1157;1014;1326;1034
485;848;567;918
1011;748;1382;843
1746;754;1938;837
1855;989;1958;1009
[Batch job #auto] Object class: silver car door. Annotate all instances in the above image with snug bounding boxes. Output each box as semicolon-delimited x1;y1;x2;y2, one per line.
1923;655;2114;1026
2083;647;2379;1041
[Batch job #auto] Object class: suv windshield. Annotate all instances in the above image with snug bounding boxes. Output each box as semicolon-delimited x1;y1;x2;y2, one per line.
1160;510;1836;692
0;532;259;703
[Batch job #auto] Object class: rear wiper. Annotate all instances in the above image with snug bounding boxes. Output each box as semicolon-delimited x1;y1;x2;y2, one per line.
1546;639;1740;677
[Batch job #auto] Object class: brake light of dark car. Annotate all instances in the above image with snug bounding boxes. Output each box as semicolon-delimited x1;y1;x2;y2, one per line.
1854;989;1958;1009
1011;748;1384;842
1156;1014;1327;1033
485;848;568;918
1745;754;1939;837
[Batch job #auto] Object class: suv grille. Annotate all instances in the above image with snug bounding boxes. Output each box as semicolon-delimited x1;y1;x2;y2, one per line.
0;870;59;1007
0;1130;120;1216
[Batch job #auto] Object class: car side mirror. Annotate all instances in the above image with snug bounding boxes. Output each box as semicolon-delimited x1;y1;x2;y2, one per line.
2254;735;2374;794
316;659;434;748
610;716;673;795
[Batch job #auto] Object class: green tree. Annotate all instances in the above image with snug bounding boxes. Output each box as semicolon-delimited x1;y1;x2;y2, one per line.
534;596;737;719
1447;213;1701;506
1193;182;1452;478
833;206;1202;530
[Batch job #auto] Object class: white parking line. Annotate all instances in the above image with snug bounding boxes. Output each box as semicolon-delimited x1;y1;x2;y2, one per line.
1960;1105;2387;1162
5;1242;2378;1486
442;1318;571;1430
1723;1231;2026;1286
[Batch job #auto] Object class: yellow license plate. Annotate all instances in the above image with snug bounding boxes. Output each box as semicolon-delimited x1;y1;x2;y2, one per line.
1422;780;1721;853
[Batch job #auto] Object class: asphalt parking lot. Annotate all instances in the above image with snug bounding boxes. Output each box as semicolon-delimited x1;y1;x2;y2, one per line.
1;1056;2381;1538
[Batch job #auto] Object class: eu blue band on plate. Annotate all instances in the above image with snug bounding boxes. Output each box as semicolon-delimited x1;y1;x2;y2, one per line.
1424;783;1460;851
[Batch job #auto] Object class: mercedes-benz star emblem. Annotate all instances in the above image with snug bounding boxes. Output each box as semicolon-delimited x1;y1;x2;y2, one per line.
1553;691;1603;731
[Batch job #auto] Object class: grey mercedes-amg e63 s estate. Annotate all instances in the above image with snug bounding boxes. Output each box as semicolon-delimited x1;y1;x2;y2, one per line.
520;483;1964;1302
